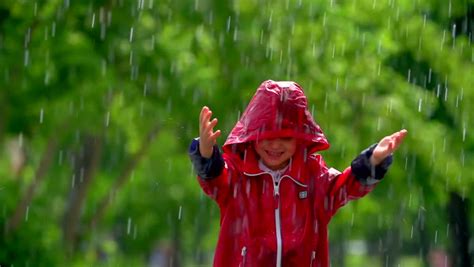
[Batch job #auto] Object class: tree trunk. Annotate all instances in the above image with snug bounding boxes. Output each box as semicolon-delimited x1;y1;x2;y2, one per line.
63;135;103;254
171;208;182;267
417;204;430;267
447;191;472;267
331;240;346;267
191;197;212;264
381;226;402;267
89;124;160;229
5;136;57;233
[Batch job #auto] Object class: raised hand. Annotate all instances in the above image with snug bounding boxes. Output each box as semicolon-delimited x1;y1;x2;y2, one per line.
199;106;222;158
370;129;408;165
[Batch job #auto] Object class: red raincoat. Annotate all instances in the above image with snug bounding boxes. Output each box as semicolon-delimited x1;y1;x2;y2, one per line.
198;80;377;267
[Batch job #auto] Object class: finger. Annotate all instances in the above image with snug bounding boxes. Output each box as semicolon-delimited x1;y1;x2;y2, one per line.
204;118;219;133
390;134;407;152
393;130;408;144
200;110;213;135
204;110;213;127
394;129;408;139
200;107;211;127
200;106;207;120
210;130;222;141
397;129;408;141
199;106;208;132
384;129;407;148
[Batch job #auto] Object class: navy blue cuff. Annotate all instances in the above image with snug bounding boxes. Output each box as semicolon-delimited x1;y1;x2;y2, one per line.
188;138;224;179
351;143;393;185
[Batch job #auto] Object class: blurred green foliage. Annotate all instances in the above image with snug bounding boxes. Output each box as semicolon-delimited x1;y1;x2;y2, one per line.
0;0;473;266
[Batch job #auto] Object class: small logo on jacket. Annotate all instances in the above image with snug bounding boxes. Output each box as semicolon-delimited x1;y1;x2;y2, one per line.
299;191;308;199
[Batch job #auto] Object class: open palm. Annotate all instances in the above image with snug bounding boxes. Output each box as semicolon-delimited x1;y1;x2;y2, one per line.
371;129;408;165
199;106;221;158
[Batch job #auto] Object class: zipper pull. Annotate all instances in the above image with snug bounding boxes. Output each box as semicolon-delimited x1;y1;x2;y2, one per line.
241;246;247;256
310;251;316;267
274;181;280;208
240;246;247;267
274;181;279;196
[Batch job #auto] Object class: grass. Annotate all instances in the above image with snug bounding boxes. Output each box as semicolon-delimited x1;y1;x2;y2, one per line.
345;254;423;267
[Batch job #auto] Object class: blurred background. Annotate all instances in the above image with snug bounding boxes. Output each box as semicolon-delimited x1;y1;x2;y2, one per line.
0;0;473;266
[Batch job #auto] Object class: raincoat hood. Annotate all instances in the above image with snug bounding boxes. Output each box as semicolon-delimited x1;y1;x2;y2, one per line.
223;80;330;155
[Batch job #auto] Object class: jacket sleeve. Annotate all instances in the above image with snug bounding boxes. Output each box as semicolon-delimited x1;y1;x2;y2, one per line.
189;138;225;179
188;138;233;205
317;143;393;219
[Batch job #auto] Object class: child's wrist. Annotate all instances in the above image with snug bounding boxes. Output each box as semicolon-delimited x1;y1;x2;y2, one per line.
199;145;213;158
370;155;382;166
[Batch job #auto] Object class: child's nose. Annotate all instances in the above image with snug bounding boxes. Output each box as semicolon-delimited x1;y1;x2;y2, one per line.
268;140;282;149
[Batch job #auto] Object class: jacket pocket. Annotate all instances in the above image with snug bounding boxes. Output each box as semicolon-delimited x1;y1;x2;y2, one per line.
239;246;247;267
309;250;316;267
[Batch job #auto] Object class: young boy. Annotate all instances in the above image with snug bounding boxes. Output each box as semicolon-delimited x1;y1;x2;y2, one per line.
189;80;407;267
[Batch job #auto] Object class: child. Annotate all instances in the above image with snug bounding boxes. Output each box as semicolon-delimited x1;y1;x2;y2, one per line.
189;80;407;267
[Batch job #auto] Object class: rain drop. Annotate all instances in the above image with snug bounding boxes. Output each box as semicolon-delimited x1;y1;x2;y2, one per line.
91;13;96;28
462;123;466;142
226;16;231;33
59;150;64;165
52;22;56;37
440;30;446;50
100;23;106;40
452;24;456;48
24;49;29;67
105;111;110;127
39;108;44;123
233;26;238;41
448;0;452;17
19;132;23;147
44;71;50;85
101;59;107;76
127;217;132;235
25;205;29;222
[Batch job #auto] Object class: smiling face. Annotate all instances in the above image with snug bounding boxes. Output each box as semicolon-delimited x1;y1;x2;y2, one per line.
255;137;297;170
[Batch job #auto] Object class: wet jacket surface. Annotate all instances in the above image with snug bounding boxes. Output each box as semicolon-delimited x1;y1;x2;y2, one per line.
189;80;392;267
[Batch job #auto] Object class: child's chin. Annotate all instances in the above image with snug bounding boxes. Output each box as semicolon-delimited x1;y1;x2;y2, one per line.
266;160;284;168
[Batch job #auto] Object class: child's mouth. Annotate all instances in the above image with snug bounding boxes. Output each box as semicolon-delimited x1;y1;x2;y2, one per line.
266;150;284;159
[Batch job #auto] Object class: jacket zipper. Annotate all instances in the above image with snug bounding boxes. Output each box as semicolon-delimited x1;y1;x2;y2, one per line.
310;250;316;267
273;179;282;267
239;246;247;267
242;172;308;267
